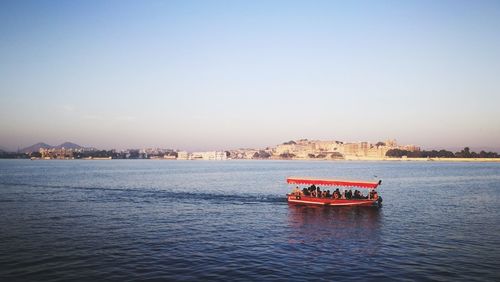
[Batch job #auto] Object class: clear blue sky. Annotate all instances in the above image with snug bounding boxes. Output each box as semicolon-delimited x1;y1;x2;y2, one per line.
1;0;499;151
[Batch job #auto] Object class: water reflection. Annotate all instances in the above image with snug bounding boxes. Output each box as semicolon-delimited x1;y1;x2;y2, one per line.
287;205;382;255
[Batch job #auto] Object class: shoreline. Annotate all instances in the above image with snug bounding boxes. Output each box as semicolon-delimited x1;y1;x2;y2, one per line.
5;157;500;162
272;157;500;162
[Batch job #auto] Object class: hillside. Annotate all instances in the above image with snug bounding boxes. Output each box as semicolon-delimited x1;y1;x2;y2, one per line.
20;142;53;153
21;142;84;153
54;142;83;149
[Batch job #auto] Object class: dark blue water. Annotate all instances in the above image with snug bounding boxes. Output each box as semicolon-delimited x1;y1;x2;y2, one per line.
1;160;499;281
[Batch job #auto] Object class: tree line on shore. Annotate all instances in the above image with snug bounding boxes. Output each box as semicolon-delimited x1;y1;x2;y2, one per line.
385;147;499;158
1;146;499;159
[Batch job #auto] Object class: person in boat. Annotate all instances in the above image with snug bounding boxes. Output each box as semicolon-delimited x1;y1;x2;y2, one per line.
311;189;317;197
316;187;322;198
302;187;310;196
332;189;339;199
308;186;315;194
356;190;367;199
326;190;331;198
333;188;340;199
292;186;301;195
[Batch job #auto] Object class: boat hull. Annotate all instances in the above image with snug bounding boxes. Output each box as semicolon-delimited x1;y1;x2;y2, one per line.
287;195;379;207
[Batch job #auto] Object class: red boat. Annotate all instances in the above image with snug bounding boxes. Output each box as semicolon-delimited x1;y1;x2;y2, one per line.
286;177;382;207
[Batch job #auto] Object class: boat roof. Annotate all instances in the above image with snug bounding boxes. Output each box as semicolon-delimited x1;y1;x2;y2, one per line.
286;177;381;189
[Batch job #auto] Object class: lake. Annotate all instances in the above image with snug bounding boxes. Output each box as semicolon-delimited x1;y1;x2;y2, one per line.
1;160;499;281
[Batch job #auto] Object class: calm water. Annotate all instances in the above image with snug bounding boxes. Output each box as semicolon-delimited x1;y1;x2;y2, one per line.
1;160;500;281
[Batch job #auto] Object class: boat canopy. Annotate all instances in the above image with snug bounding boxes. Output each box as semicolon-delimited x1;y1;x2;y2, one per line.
287;177;381;189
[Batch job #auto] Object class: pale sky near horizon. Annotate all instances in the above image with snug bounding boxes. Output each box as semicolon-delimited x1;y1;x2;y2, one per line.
1;0;500;151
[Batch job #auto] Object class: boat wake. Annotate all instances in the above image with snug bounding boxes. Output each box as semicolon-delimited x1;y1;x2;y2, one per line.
0;181;285;204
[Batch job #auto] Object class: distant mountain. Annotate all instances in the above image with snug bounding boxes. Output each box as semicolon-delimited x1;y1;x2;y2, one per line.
54;142;83;150
20;142;53;153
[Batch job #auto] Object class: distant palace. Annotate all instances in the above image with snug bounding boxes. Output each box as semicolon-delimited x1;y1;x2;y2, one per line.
226;139;419;160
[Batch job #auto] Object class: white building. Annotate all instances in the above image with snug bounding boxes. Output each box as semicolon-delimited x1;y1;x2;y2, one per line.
190;151;227;160
177;151;189;160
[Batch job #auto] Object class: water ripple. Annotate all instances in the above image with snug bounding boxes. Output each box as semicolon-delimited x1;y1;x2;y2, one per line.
1;160;500;281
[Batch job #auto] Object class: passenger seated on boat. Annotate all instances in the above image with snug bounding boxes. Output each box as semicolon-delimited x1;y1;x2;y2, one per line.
353;190;360;199
316;187;322;198
307;185;315;193
292;186;301;195
355;190;367;199
322;191;327;198
302;188;310;196
330;188;339;199
326;190;331;198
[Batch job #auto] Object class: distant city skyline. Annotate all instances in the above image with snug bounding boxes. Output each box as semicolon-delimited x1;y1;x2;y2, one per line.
6;138;500;154
1;1;500;152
